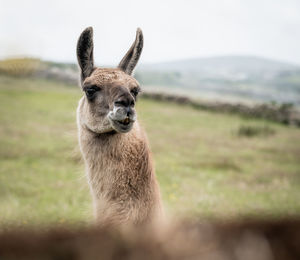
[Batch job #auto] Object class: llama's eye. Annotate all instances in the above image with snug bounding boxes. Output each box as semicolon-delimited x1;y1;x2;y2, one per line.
86;88;96;96
85;86;100;100
130;88;140;98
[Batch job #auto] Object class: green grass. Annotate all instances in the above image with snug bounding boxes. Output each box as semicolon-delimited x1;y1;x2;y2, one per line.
0;75;300;226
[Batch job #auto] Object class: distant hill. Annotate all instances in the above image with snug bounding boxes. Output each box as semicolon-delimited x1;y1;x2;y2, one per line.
140;56;299;74
135;56;300;106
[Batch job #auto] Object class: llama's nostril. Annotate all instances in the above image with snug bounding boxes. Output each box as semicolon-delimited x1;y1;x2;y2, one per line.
126;107;133;117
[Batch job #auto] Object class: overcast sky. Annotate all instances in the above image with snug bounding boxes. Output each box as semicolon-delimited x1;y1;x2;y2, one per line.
1;0;300;65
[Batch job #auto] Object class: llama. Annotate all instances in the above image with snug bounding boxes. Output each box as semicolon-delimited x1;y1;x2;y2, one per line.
76;27;163;226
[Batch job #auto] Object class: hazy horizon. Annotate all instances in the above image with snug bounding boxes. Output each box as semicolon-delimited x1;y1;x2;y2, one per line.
1;0;300;65
4;54;300;68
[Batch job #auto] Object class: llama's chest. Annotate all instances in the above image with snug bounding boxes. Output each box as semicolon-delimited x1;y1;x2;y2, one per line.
85;145;151;201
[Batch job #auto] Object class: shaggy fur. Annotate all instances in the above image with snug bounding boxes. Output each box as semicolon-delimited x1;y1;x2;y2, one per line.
76;27;163;226
1;218;300;260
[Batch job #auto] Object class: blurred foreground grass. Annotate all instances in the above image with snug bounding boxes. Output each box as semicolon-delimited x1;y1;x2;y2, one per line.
0;75;300;226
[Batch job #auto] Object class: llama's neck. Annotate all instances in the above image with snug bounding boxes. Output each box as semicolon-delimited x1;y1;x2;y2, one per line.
78;120;154;195
78;121;162;224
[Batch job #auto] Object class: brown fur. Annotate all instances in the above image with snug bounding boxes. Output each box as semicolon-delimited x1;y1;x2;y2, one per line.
1;218;300;260
76;28;163;226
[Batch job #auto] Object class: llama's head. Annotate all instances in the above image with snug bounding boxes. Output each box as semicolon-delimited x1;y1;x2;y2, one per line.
76;27;143;134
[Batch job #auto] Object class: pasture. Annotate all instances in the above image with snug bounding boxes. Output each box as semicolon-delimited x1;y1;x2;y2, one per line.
0;75;300;226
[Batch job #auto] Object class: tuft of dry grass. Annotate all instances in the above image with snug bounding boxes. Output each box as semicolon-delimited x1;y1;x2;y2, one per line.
0;58;41;77
236;125;275;137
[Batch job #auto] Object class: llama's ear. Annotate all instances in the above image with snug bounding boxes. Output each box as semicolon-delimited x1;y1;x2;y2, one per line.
77;27;94;82
118;28;143;75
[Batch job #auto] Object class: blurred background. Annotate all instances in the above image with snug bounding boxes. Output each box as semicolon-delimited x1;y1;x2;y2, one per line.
0;0;299;226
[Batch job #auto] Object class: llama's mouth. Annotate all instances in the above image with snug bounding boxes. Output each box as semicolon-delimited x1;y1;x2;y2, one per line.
110;117;135;133
117;117;131;126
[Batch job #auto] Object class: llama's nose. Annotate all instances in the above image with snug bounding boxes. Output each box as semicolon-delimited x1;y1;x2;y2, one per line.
114;96;135;116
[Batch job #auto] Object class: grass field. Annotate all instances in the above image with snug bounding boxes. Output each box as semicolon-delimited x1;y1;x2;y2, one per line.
0;75;300;226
